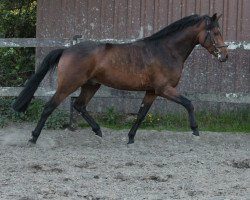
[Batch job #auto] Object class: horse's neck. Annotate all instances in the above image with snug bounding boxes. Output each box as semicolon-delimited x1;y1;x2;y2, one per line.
161;28;200;62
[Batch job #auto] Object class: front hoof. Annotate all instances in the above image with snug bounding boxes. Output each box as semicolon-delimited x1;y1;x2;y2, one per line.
127;137;134;145
192;130;199;136
28;137;37;144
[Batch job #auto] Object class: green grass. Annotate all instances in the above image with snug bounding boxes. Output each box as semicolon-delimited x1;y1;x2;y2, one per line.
78;107;250;133
1;99;249;133
0;97;68;129
197;111;250;132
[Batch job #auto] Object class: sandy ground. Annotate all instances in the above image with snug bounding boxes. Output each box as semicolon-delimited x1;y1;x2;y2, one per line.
0;123;249;200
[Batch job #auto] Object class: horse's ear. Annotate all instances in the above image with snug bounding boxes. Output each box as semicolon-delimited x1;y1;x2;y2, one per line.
216;14;223;21
211;13;217;21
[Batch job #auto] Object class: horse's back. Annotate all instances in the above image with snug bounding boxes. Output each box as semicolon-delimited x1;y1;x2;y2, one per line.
63;40;101;57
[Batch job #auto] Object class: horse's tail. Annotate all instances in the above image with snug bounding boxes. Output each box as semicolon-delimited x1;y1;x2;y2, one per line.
13;48;65;112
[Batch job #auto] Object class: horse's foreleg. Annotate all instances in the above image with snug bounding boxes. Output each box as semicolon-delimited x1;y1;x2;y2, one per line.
172;95;199;136
128;91;156;144
159;86;199;136
73;84;102;137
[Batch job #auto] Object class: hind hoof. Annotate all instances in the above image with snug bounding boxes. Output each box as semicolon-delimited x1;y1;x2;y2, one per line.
192;130;199;136
67;125;77;132
95;130;102;137
94;135;103;144
28;137;37;144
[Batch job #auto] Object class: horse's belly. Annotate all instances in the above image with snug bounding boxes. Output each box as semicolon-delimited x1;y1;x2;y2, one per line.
94;72;152;91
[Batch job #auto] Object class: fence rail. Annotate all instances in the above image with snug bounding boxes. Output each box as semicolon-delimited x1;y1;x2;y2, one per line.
1;87;250;104
0;38;71;47
0;38;249;105
0;38;249;50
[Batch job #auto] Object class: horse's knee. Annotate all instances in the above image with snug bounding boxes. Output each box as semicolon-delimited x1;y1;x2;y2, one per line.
73;100;86;112
73;103;80;112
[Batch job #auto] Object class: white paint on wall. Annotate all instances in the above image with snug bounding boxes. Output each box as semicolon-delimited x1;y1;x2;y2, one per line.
139;27;144;39
226;41;250;50
147;25;153;31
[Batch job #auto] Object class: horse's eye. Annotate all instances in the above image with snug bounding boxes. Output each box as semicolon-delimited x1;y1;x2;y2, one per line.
214;32;220;36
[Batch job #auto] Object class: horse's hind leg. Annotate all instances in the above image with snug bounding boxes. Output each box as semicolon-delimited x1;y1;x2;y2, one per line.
73;83;102;137
29;92;66;144
128;91;157;144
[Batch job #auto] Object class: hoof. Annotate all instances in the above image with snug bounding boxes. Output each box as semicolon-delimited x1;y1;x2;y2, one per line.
95;129;102;137
192;130;200;136
127;138;134;145
27;141;36;147
94;135;103;144
67;125;77;132
28;137;37;144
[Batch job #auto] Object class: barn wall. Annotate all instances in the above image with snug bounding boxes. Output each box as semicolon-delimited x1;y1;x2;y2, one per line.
37;0;250;41
36;0;250;113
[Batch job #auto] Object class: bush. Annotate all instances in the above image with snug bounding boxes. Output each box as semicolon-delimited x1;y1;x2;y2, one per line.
0;97;69;129
0;0;37;87
0;48;35;86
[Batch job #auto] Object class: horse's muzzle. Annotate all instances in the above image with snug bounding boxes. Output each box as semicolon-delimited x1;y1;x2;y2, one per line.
218;53;228;62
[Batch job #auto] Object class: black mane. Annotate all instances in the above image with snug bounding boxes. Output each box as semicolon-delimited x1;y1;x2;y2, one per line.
143;14;210;41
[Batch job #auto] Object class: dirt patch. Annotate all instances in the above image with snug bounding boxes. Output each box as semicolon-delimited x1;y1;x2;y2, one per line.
231;159;250;169
0;123;250;199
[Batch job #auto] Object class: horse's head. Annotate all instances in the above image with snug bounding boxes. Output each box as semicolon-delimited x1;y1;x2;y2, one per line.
198;13;228;62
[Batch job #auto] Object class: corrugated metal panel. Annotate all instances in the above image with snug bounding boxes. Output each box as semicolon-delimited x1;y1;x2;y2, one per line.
37;0;250;41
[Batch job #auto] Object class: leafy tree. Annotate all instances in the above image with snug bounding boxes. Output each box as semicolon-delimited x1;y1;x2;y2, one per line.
0;0;37;86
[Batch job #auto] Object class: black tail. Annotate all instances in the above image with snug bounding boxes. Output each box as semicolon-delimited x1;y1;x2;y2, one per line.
13;48;65;112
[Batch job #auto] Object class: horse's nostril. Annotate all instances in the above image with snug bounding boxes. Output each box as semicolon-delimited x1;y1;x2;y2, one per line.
219;54;228;62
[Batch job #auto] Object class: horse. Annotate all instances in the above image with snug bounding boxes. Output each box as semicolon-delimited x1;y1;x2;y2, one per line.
13;13;228;144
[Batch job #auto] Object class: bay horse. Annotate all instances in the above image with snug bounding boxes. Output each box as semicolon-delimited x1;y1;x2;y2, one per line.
13;14;228;144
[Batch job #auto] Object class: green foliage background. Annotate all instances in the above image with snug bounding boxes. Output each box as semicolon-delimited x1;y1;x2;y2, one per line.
0;0;37;86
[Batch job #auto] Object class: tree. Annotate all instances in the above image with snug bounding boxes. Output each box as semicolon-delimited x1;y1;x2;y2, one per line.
0;0;37;86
